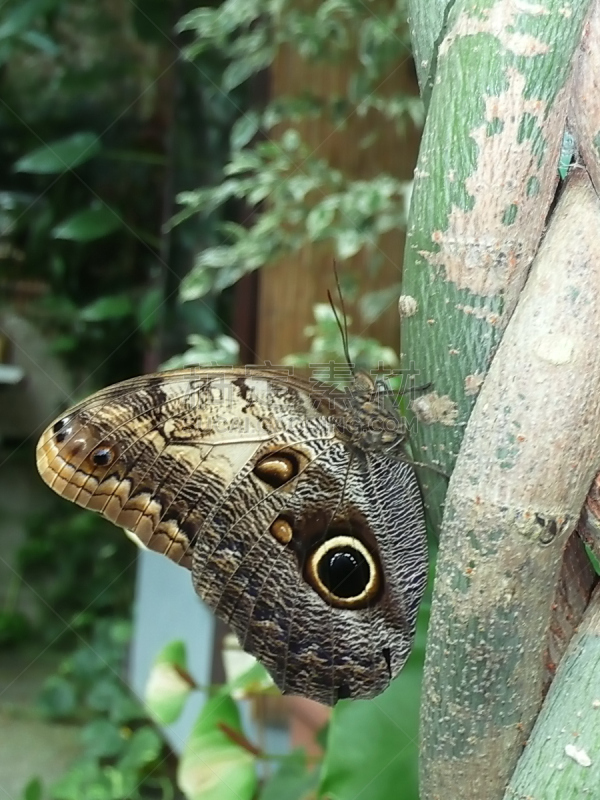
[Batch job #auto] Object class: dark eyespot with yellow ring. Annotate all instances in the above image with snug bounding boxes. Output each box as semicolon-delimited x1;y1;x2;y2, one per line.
304;535;382;608
253;450;299;488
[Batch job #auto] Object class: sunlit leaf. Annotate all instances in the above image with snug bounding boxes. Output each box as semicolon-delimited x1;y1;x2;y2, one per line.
177;693;257;800
161;334;240;370
221;635;274;699
335;229;363;259
306;202;336;241
145;640;195;725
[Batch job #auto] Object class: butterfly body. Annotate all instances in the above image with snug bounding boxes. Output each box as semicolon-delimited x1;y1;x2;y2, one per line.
36;367;427;705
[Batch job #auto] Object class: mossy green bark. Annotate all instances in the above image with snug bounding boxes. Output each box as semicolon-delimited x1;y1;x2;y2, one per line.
401;0;592;533
503;587;600;800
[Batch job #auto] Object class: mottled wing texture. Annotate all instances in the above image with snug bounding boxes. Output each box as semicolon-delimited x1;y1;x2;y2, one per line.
36;367;427;705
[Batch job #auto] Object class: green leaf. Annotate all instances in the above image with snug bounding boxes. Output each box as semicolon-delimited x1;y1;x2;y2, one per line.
335;229;363;259
136;286;164;335
318;606;429;800
53;206;122;242
221;655;274;700
145;640;195;725
81;719;126;759
21;30;60;55
14;132;101;174
584;544;600;575
0;0;60;40
79;294;134;323
119;726;163;770
22;777;43;800
230;112;260;151
558;130;576;180
260;751;318;800
50;761;111;800
161;334;240;370
84;676;142;725
306;202;337;241
0;610;31;645
180;266;215;301
177;693;257;800
38;675;77;720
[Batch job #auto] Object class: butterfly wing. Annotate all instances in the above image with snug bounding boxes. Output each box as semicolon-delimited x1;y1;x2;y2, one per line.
36;367;427;704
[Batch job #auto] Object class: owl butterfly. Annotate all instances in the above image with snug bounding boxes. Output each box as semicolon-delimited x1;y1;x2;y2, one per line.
36;365;427;705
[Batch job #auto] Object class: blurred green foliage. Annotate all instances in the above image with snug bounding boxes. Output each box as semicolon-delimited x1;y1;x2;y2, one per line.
16;501;136;644
30;619;178;800
172;0;422;327
136;598;430;800
0;0;243;642
0;0;238;387
1;1;428;800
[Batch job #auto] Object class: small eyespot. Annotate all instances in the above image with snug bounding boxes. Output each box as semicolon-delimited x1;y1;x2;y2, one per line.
304;535;382;608
270;516;293;545
254;451;299;488
91;446;115;468
52;418;70;443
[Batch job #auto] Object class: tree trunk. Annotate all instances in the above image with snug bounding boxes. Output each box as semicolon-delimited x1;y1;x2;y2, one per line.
402;1;600;798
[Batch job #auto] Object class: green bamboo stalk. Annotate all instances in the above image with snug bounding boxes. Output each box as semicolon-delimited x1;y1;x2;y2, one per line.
418;171;600;799
503;585;600;799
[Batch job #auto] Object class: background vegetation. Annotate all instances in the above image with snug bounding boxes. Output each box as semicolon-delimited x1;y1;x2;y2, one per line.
0;1;426;799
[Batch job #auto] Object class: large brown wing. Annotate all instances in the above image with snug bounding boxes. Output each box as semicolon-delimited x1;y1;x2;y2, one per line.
36;368;324;568
36;367;427;704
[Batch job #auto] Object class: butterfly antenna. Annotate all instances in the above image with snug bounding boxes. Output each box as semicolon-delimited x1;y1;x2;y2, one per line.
328;262;353;371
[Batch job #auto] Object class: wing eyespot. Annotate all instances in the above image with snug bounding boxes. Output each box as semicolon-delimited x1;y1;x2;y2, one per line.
254;451;300;488
270;515;293;545
52;417;70;443
90;445;116;468
304;534;382;609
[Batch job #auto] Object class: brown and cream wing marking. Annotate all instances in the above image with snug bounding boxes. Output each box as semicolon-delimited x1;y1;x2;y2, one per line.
36;367;427;705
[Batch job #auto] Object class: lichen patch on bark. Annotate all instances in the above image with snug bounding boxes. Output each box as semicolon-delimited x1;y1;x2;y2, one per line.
440;5;552;60
412;392;458;426
398;294;418;318
465;372;485;396
423;68;555;299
